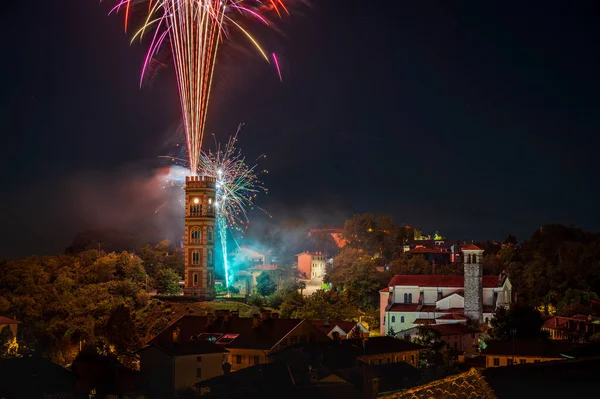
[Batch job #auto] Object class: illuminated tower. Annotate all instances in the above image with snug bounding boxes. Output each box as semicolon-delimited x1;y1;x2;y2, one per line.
184;175;216;300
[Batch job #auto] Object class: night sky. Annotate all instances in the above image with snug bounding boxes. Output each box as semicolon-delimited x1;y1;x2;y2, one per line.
2;0;600;258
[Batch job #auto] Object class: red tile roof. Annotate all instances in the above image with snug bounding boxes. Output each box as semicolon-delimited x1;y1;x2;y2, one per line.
311;320;359;336
461;243;482;251
414;319;437;325
410;247;449;254
0;316;20;324
436;314;468;321
385;275;501;289
386;304;420;312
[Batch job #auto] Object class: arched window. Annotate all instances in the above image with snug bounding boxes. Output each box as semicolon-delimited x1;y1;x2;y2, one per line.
401;316;405;323
192;250;200;265
391;316;396;323
207;249;213;265
190;227;202;243
408;293;413;303
193;273;198;286
473;254;478;264
403;293;408;303
207;227;214;241
190;198;202;216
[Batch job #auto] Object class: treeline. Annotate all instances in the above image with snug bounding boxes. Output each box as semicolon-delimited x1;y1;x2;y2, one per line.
0;242;185;367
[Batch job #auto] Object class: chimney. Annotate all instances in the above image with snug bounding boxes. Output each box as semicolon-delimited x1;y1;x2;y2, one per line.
207;313;215;326
272;312;280;319
261;310;272;321
253;314;261;328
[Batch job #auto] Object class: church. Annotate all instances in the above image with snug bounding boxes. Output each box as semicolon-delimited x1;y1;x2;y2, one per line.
379;244;512;335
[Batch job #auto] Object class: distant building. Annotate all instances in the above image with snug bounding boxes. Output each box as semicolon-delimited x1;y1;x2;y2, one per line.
296;252;327;280
0;316;20;337
542;314;600;342
379;244;512;335
483;340;572;368
235;245;275;266
353;337;426;367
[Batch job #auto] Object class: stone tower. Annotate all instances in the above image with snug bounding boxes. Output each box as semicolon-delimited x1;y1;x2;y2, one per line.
463;243;484;324
183;175;216;300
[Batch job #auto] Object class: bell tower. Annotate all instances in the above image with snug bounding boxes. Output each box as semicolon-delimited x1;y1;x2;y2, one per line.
184;175;216;300
463;243;484;324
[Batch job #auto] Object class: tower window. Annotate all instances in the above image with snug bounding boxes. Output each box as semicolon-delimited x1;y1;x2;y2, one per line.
193;273;198;286
208;227;214;241
207;250;213;266
190;202;202;216
192;250;200;265
191;227;202;243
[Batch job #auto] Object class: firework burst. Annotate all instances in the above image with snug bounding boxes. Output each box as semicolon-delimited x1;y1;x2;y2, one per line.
102;0;292;173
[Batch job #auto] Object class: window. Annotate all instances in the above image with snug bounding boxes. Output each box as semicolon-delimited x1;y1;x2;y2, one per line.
408;293;413;303
196;368;202;378
236;355;242;364
403;293;408;303
395;356;399;362
207;204;213;214
253;356;260;365
507;359;513;366
192;250;200;265
191;227;202;243
403;355;406;362
534;360;541;363
208;227;214;241
190;201;202;216
493;358;500;366
391;316;396;323
193;273;198;286
411;355;415;364
207;250;213;266
400;316;405;323
519;359;526;364
196;356;202;362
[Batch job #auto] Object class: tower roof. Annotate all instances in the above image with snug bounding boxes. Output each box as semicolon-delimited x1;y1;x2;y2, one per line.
462;243;483;251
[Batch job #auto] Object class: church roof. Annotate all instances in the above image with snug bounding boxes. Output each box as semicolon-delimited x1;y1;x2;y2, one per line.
384;275;502;289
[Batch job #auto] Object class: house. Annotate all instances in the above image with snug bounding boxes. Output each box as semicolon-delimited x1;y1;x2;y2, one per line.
310;320;369;339
400;323;480;357
297;251;328;280
234;245;275;266
482;340;572;368
0;357;77;399
137;340;228;396
0;316;20;337
379;244;512;335
146;310;330;373
542;314;600;342
352;337;426;367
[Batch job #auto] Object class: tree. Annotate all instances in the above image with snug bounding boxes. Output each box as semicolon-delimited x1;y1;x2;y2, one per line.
344;214;399;261
387;253;432;275
412;325;443;350
256;272;277;296
297;290;356;321
153;268;181;295
489;303;547;340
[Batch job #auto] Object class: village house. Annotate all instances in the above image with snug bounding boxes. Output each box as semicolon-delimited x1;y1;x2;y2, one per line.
379;245;512;335
137;339;228;396
353;337;426;367
144;310;330;378
296;251;328;280
541;314;600;342
482;340;572;368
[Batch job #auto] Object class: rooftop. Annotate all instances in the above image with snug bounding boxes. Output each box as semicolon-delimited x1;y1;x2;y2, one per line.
483;340;573;358
310;320;360;336
384;275;503;289
349;337;425;356
151;313;309;350
462;243;483;251
139;340;228;357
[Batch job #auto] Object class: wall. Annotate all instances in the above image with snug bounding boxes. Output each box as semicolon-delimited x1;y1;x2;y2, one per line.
380;291;390;335
174;353;224;391
225;348;268;371
485;354;563;368
297;254;312;279
387;312;419;333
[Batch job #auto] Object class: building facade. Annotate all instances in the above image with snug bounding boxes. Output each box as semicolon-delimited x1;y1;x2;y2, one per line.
379;245;512;335
184;175;216;300
297;252;327;280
